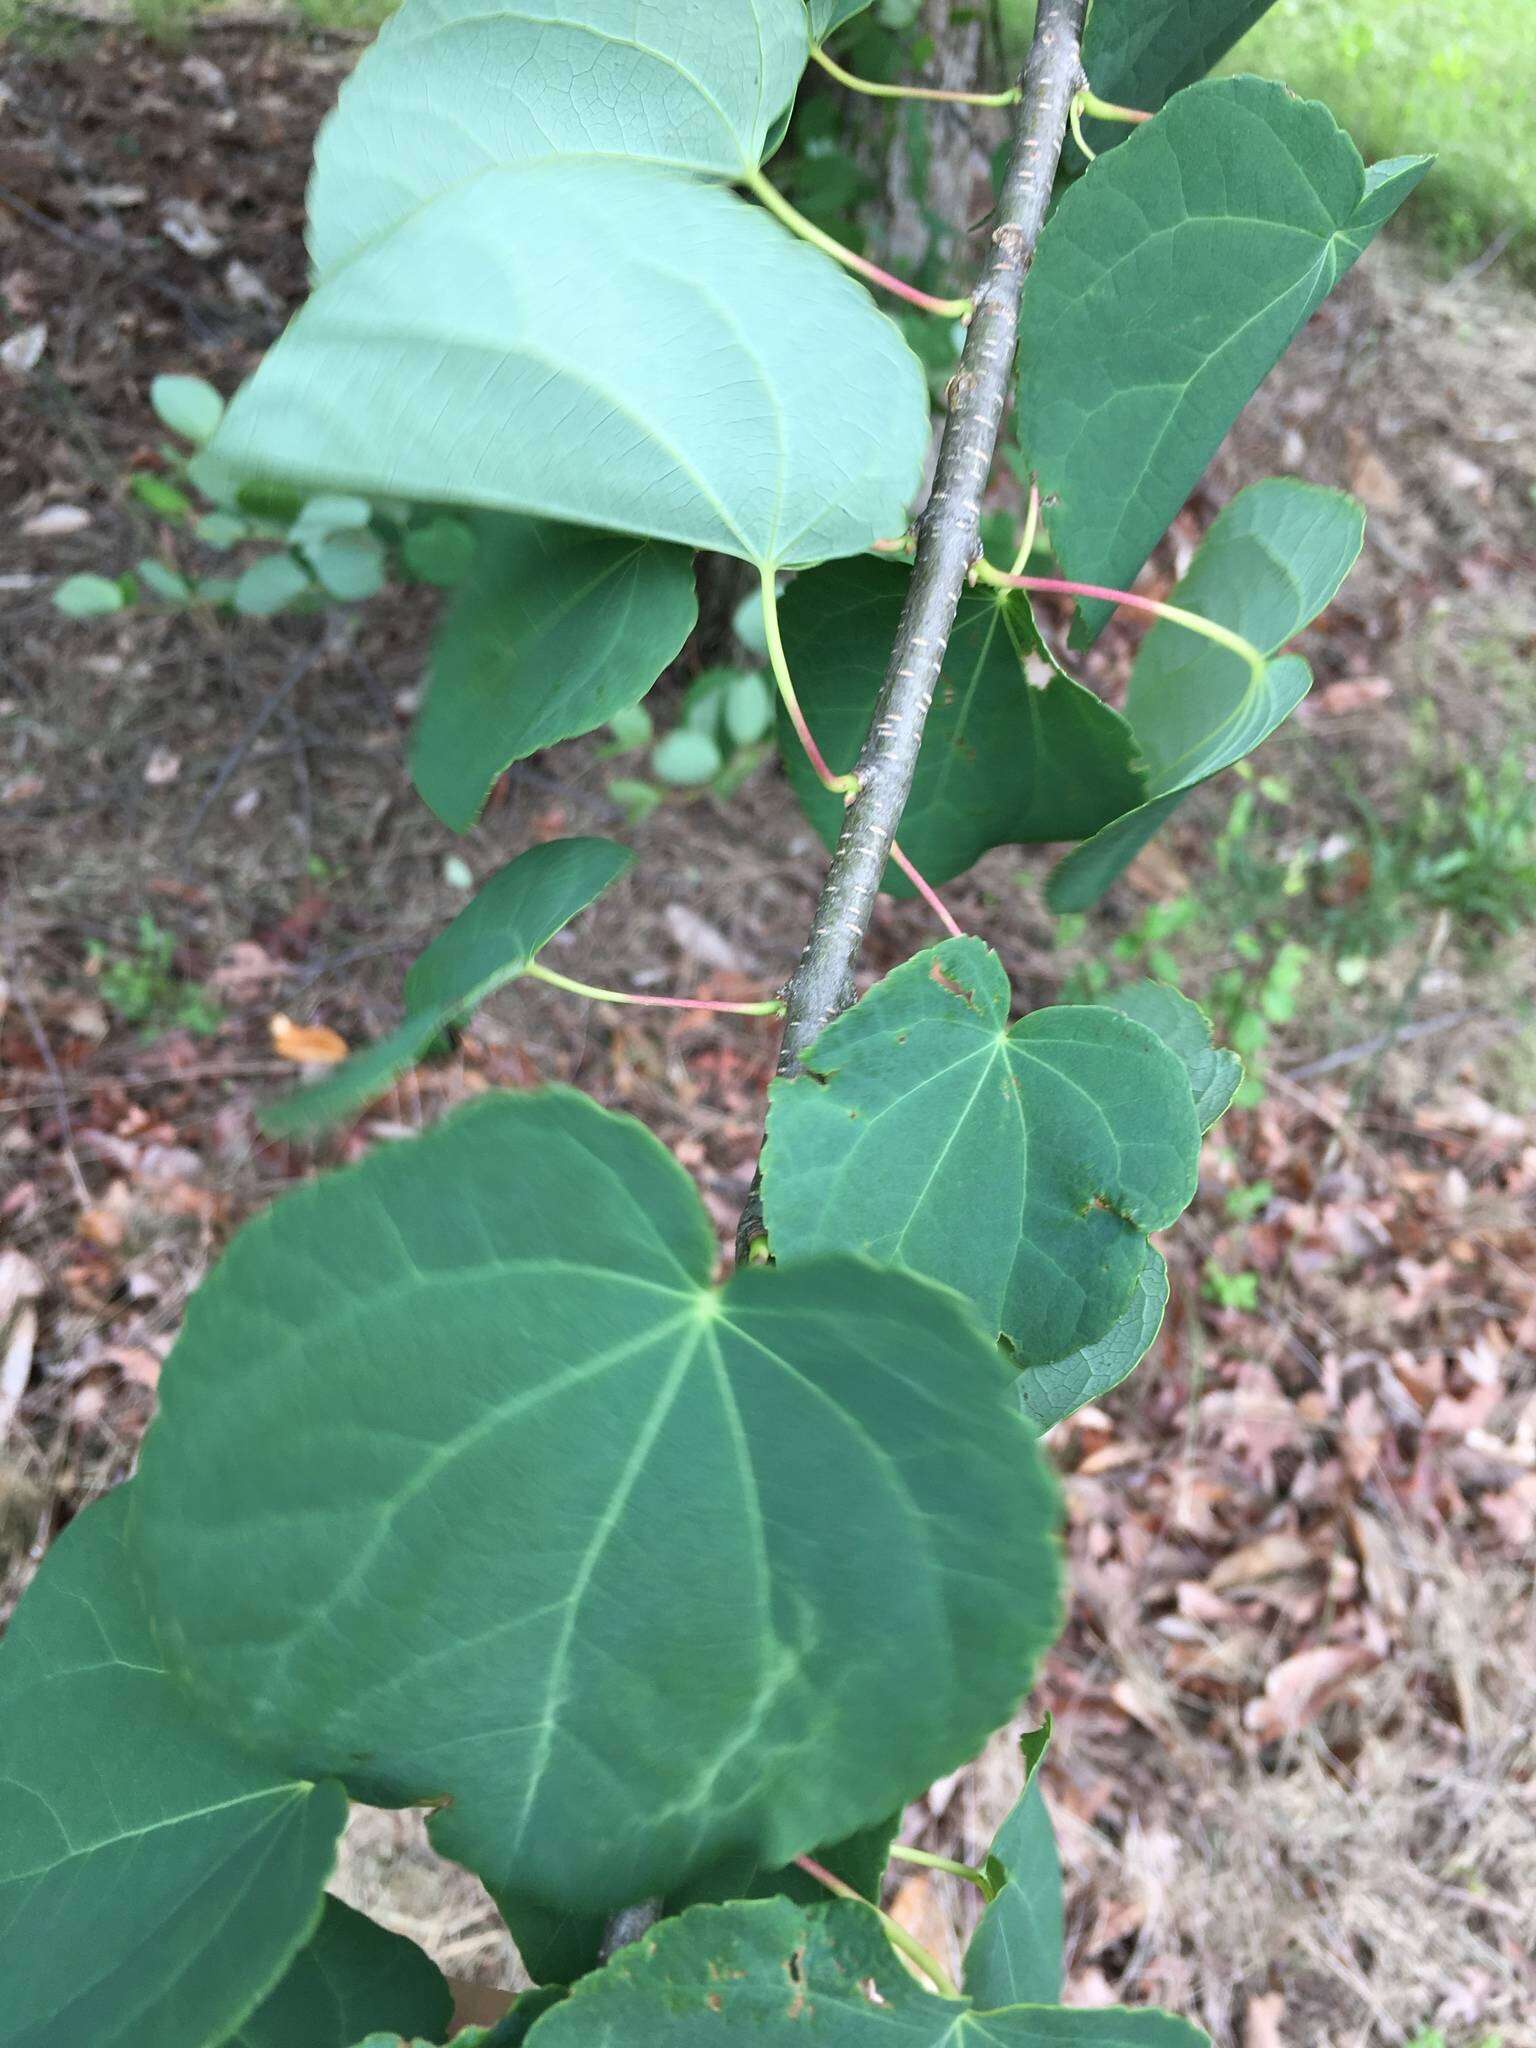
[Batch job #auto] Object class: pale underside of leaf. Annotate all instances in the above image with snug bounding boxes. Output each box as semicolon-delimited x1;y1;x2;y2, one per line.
0;1489;347;2048
1046;478;1364;910
130;1089;1062;1944
309;0;811;279
1016;75;1428;645
762;939;1202;1365
214;160;930;571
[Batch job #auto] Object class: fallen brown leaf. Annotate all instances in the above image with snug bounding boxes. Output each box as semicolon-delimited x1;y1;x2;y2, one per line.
270;1014;349;1064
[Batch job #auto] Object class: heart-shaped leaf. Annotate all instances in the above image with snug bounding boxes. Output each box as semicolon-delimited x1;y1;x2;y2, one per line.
966;1723;1063;2009
522;1895;1208;2045
762;938;1203;1364
1017;77;1428;643
230;1898;452;2048
130;1089;1062;1957
309;0;811;279
213;161;929;572
779;559;1143;892
262;837;631;1135
1047;481;1364;909
411;518;697;832
1075;3;1280;155
0;1489;348;2048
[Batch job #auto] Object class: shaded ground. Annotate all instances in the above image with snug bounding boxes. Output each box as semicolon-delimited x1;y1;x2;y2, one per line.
3;24;1535;2048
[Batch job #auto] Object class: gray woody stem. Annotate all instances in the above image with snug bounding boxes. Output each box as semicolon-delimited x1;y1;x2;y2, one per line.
775;0;1086;1074
733;0;1088;1263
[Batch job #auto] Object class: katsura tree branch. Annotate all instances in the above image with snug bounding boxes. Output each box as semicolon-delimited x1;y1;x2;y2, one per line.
773;0;1087;1076
735;0;1088;1261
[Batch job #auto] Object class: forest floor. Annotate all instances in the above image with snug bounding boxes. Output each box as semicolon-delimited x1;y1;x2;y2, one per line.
3;23;1535;2048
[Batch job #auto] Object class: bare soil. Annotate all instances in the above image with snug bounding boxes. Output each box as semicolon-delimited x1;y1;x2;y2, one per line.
3;25;1534;2047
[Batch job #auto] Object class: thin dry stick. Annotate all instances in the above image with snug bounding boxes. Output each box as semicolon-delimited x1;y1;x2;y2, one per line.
734;0;1088;1259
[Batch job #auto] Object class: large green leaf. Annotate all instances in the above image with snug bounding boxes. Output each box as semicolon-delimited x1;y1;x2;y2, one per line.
411;518;697;832
966;1724;1063;2010
230;1898;451;2048
213;161;929;572
262;837;631;1135
779;559;1142;894
309;0;810;279
1046;481;1364;909
521;1896;1208;2044
130;1088;1062;1957
761;939;1202;1364
1016;76;1428;644
0;1489;348;2048
1076;2;1279;154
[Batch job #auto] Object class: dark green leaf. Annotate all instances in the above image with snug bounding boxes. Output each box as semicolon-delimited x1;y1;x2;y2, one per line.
262;837;631;1134
1015;1249;1170;1433
1101;983;1239;1130
778;559;1143;893
229;1898;452;2048
213;161;930;572
309;0;811;279
1076;3;1280;155
1016;77;1428;644
0;1489;347;2048
967;1726;1063;2009
1047;481;1364;909
762;938;1202;1363
523;1896;1209;2044
410;518;696;831
131;1090;1061;1962
402;515;478;588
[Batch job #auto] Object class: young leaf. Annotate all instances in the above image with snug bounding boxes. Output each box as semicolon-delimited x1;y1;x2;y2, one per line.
0;1488;348;2048
1017;77;1429;644
522;1895;1209;2045
261;836;631;1134
1075;2;1279;153
130;1089;1062;1955
150;371;225;445
410;517;697;832
966;1724;1063;2009
762;937;1203;1364
1047;481;1365;910
651;727;724;786
308;0;811;279
54;571;128;618
211;160;930;571
234;551;312;617
1016;1249;1171;1434
228;1898;452;2048
779;559;1143;892
401;514;477;588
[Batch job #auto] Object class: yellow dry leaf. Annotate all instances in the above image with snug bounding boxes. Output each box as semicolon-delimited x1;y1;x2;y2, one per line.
270;1014;349;1064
